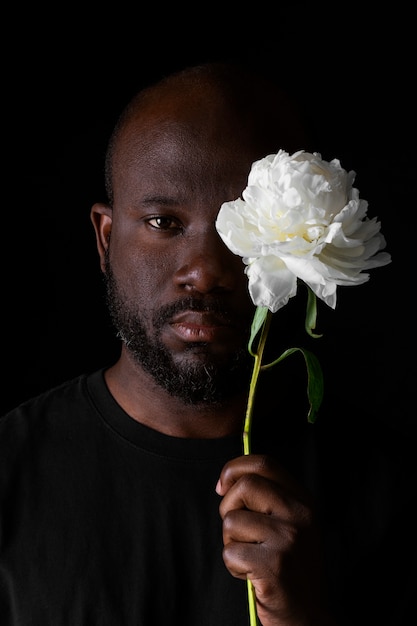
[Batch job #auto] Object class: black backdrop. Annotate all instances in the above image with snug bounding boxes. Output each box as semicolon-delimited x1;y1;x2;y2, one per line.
3;5;414;434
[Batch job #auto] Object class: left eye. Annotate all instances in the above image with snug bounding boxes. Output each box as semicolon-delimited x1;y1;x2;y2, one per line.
147;216;179;230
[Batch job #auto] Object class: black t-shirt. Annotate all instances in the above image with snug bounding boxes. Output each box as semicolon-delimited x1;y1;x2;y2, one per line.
0;369;415;625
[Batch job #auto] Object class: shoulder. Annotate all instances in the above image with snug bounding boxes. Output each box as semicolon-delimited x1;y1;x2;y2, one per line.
0;370;106;442
0;370;111;497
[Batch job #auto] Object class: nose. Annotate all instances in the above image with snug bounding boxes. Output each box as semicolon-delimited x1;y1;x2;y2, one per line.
173;227;243;295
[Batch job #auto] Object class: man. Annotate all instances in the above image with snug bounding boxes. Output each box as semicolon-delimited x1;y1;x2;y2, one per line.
0;62;414;625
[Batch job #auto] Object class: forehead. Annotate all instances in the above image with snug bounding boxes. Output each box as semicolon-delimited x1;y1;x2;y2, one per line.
112;113;260;202
109;80;309;205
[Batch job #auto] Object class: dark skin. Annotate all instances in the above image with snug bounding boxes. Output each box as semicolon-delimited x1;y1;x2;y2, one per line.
91;66;338;626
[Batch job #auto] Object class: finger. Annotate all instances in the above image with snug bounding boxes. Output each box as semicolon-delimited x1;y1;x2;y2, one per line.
218;471;312;525
221;507;278;545
216;453;307;499
222;535;269;580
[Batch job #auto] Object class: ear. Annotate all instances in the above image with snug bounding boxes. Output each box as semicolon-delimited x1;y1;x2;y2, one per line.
90;202;113;273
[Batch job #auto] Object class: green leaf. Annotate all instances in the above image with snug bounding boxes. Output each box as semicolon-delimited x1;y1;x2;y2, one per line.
248;306;269;356
261;346;324;423
301;348;324;423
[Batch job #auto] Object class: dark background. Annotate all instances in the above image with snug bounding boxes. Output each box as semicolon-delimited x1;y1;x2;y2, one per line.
3;5;414;433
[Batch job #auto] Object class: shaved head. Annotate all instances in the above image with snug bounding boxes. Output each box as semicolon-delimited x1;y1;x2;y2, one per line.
104;62;311;206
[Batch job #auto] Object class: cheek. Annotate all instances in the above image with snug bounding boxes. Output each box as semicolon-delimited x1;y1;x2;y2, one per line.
110;238;172;302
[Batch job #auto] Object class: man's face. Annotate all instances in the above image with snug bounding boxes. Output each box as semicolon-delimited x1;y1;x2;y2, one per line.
103;113;260;404
104;253;253;404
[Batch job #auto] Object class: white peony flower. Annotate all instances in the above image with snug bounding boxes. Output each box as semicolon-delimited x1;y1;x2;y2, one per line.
216;150;391;312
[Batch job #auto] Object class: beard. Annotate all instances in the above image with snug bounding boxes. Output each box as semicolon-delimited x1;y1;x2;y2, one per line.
103;254;253;405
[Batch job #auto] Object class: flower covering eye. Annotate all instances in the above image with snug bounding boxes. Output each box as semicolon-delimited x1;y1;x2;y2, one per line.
216;149;391;313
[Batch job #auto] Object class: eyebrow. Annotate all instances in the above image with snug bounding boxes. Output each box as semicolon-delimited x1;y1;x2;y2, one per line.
140;194;181;207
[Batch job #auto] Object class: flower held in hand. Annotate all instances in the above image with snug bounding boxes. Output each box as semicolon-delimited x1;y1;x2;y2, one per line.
215;149;391;626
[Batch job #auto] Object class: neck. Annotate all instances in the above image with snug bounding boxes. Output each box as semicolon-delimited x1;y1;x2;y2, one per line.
103;353;249;439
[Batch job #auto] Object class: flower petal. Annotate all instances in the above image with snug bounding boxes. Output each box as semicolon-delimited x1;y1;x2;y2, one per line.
246;256;297;313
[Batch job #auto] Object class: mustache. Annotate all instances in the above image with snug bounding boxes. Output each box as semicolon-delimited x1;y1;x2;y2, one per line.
153;297;249;330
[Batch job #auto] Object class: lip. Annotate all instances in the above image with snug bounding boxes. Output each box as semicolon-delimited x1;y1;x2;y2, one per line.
169;311;235;342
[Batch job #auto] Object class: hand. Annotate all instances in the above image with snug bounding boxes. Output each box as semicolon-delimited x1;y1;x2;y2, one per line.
216;454;338;626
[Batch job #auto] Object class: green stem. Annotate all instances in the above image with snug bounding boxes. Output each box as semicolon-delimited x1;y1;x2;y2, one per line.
243;310;272;455
242;309;272;625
